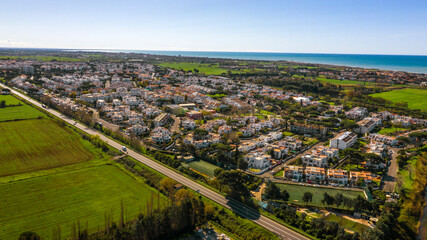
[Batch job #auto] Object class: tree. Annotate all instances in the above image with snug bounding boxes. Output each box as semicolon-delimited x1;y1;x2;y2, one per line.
334;193;344;208
215;169;250;199
302;192;313;205
237;158;248;170
0;100;5;108
159;177;177;196
281;189;290;201
322;192;335;206
264;182;281;200
19;231;40;240
341;119;359;130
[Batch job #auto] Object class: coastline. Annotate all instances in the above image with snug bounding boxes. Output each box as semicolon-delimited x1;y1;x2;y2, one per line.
66;49;427;74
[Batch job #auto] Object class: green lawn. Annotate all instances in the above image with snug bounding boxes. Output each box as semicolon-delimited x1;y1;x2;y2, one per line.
377;127;407;135
398;156;418;191
370;88;427;111
0;165;166;240
274;169;284;177
158;62;232;75
0;119;96;176
187;160;219;177
324;214;370;233
0;95;45;121
316;77;374;86
276;183;364;207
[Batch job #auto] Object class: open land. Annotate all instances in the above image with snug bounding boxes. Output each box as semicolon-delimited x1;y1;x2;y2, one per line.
0;165;166;240
0;118;95;176
0;95;45;121
370;88;427;111
324;214;370;233
186;160;219;177
276;183;365;207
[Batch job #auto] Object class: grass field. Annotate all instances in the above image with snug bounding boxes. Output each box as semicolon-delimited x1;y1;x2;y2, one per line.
0;95;45;121
370;88;427;111
398;156;418;191
0;56;83;62
187;160;219;177
316;77;375;86
0;165;166;240
158;62;231;75
324;214;370;233
0;119;95;176
276;183;364;207
377;127;407;135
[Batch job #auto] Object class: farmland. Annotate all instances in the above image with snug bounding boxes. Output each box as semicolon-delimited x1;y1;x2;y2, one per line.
0;119;96;176
0;165;167;240
186;160;219;177
370;88;427;111
276;183;365;207
0;95;45;121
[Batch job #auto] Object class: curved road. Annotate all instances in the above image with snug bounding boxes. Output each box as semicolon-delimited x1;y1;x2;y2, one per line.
2;84;310;240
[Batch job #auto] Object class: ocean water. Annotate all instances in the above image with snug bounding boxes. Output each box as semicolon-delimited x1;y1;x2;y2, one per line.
77;49;427;74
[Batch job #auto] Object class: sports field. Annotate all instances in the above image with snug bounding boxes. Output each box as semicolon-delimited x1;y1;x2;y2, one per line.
0;165;167;240
0;95;45;121
187;160;219;177
0;119;95;176
276;183;364;206
370;88;427;111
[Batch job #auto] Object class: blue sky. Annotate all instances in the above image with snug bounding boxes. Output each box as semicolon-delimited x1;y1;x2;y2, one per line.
1;0;426;55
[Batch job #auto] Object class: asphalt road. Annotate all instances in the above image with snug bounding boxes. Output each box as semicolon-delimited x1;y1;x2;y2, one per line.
2;84;310;240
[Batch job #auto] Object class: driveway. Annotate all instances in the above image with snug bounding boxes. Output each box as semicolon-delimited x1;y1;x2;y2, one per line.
382;147;399;193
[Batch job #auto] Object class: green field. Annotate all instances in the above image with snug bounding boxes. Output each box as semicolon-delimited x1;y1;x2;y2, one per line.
276;183;364;206
0;165;166;240
0;56;83;62
158;62;247;75
187;160;219;177
0;119;95;176
316;77;375;86
324;214;370;233
377;127;407;135
370;88;427;111
0;95;45;121
398;156;418;191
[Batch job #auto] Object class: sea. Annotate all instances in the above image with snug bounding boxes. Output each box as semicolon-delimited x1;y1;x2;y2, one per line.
74;49;427;74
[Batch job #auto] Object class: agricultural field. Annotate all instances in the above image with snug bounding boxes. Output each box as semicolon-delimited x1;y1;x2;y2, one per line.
370;88;427;111
0;95;45;121
0;119;96;176
276;183;365;207
187;160;219;177
324;214;371;233
0;165;167;240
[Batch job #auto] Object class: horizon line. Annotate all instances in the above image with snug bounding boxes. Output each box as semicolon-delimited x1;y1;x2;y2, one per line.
1;47;427;57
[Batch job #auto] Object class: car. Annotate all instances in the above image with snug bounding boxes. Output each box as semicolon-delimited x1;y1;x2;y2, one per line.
307;180;312;184
292;179;298;183
122;146;127;152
